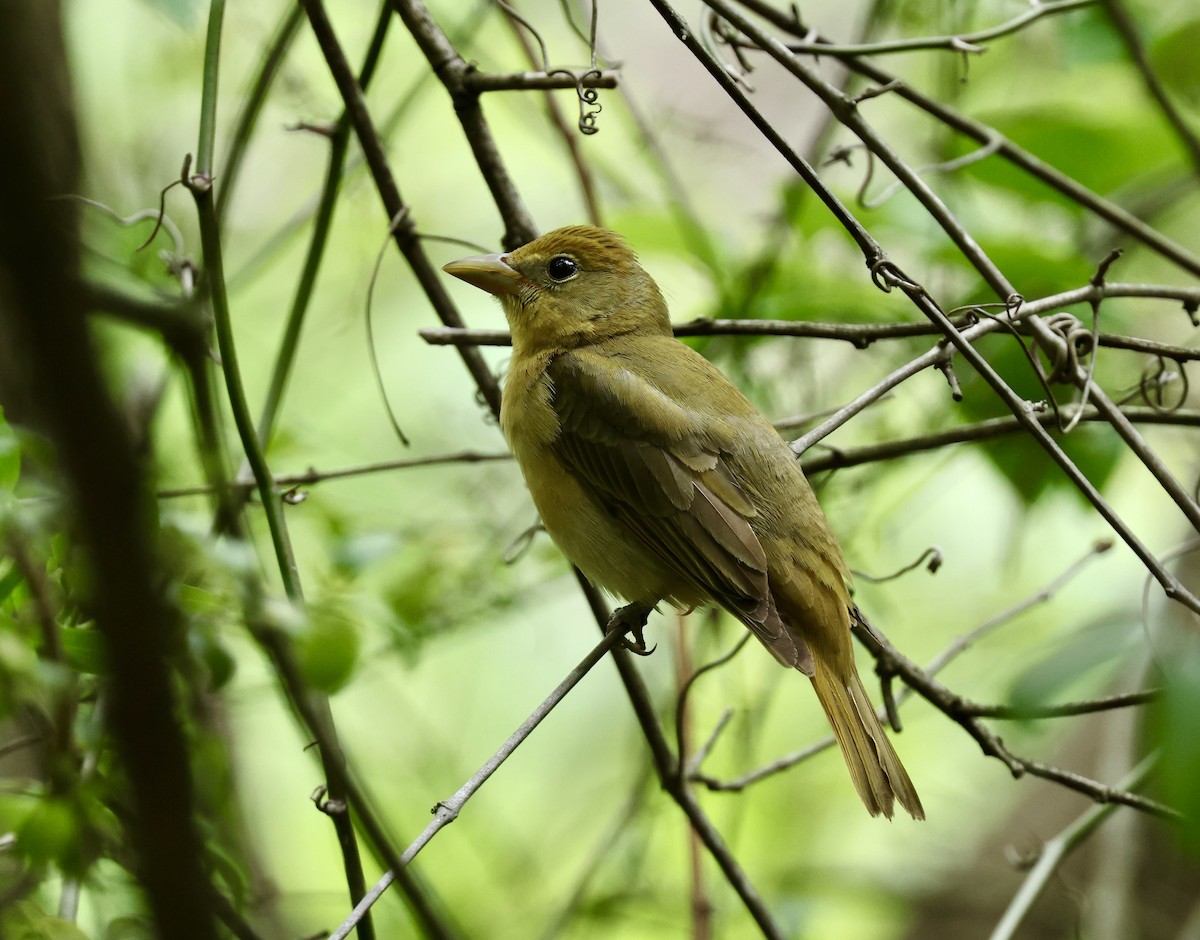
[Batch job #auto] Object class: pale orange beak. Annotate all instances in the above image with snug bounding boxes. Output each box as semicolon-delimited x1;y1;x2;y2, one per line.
442;252;523;297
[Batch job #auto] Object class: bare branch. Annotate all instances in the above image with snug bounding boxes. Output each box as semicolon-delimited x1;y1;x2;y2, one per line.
391;0;538;247
800;407;1200;474
692;541;1118;792
328;623;640;940
741;0;1098;58
988;755;1159;940
1101;0;1200;176
461;68;618;93
157;450;512;500
855;622;1178;818
960;689;1159;720
732;0;1200;278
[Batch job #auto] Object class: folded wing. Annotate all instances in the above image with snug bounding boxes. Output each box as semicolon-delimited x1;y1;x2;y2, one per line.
547;349;814;674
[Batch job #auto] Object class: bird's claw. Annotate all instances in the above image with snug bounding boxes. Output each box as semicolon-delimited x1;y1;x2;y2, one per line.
606;601;656;656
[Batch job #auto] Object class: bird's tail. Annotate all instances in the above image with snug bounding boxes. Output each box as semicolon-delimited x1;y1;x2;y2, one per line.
811;665;924;820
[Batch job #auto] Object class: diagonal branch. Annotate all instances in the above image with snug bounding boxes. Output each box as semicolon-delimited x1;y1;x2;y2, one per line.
304;1;787;935
328;624;634;940
988;755;1159;940
656;0;1200;615
732;0;1200;278
391;0;538;247
0;4;216;935
772;0;1096;58
1101;0;1200;177
853;622;1178;818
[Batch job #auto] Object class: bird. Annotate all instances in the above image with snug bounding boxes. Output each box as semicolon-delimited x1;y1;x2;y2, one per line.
443;225;923;820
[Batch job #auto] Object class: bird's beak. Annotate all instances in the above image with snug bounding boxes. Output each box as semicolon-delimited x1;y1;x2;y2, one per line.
442;252;523;297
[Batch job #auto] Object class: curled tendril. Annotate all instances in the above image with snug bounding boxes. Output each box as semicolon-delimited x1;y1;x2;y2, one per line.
1139;356;1190;414
495;0;548;71
1041;311;1095;384
551;68;603;135
869;258;918;294
577;69;602;134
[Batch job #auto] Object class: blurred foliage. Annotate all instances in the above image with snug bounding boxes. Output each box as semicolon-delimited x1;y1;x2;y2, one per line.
1155;636;1200;851
1;0;1199;938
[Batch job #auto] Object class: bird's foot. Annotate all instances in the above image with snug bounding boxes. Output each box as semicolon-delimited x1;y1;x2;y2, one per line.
606;601;656;656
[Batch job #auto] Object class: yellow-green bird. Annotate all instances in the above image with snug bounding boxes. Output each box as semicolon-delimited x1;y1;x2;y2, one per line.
444;225;923;820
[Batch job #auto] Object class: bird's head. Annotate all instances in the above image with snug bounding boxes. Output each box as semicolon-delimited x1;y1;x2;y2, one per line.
443;225;672;352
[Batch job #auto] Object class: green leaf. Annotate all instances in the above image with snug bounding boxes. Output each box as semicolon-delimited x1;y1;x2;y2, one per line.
1154;643;1200;852
295;594;361;694
0;407;18;493
59;628;109;675
0;902;92;940
0;565;23;605
18;798;79;865
1007;614;1138;714
979;425;1123;506
188;626;236;690
1058;7;1124;66
956;94;1178;198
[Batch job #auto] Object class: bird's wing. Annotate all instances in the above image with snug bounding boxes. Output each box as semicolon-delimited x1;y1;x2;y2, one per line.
547;349;814;673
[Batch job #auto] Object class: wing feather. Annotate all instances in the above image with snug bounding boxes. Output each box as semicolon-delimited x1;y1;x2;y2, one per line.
547;350;814;673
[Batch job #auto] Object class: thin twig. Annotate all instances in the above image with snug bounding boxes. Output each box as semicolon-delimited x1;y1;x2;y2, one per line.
768;0;1096;58
392;0;538;248
1101;0;1200;176
854;623;1179;818
327;625;634;940
215;5;304;223
461;68;619;92
500;3;604;224
257;0;394;447
988;755;1159;940
960;689;1159;720
157;450;512;500
421;313;1200;358
692;540;1116;792
734;0;1200;278
799;407;1200;474
854;546;942;583
195;6;384;934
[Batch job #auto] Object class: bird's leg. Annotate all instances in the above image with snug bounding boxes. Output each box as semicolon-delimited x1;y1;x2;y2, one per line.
606;601;656;656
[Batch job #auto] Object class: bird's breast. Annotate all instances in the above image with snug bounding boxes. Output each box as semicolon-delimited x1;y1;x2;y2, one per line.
500;358;698;607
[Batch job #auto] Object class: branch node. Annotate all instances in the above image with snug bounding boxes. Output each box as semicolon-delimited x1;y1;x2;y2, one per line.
849;79;901;105
1090;247;1124;287
286;120;338;138
310;785;348;817
935;345;964;400
1004;841;1042;872
868;258;917;293
1183;298;1199;327
948;36;985;55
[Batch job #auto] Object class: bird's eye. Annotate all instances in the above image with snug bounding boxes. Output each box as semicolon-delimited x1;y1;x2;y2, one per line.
546;255;579;282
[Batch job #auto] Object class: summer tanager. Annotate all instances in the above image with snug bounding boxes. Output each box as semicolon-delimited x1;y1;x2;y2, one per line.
444;225;923;820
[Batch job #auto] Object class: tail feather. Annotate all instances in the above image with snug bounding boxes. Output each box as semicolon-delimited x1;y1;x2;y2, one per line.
812;666;924;820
